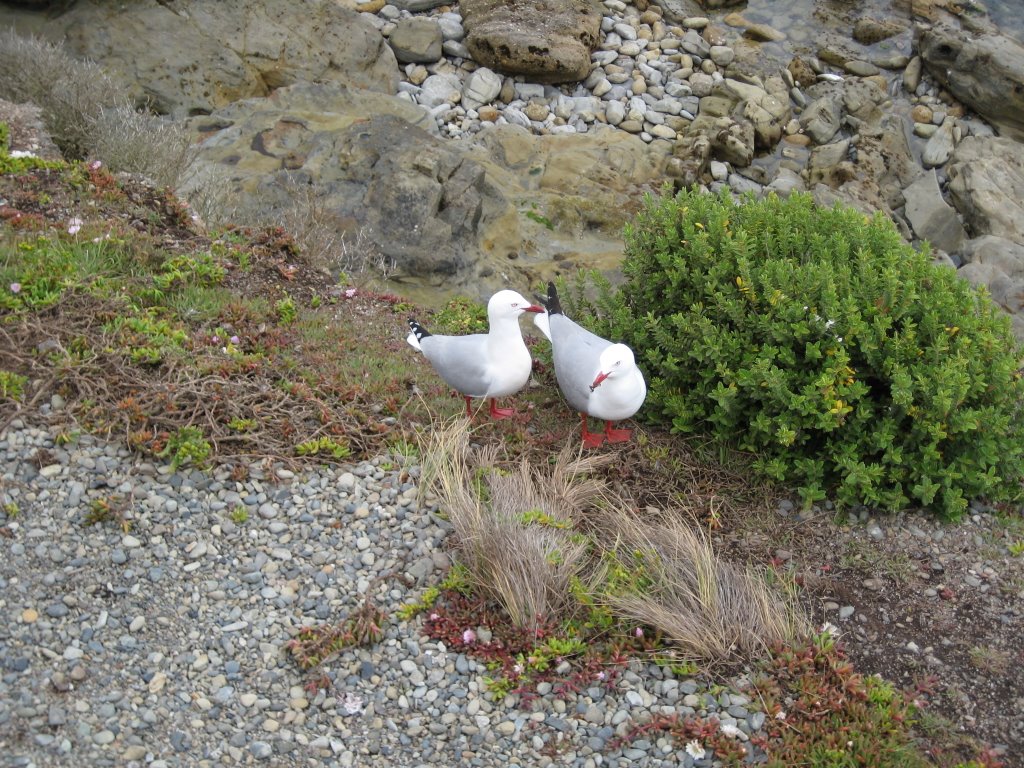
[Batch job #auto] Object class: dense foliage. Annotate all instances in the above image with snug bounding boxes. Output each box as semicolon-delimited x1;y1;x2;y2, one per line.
588;188;1024;517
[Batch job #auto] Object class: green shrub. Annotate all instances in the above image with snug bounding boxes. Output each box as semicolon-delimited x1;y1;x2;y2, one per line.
589;188;1024;517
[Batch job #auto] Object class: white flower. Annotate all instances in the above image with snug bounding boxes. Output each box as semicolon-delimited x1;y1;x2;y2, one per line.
685;740;706;759
720;723;741;738
10;150;37;159
462;628;476;644
9;282;21;294
343;287;357;298
513;663;524;675
775;710;787;720
820;621;840;636
68;217;83;235
341;691;363;715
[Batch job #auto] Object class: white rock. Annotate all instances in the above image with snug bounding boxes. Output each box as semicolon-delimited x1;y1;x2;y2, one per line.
436;13;464;41
627;96;647;121
605;100;626;125
651;98;681;115
419;73;462;108
592;78;613;97
503;107;532;129
613;22;637;40
515;83;546;101
462;68;502;109
442;40;471;59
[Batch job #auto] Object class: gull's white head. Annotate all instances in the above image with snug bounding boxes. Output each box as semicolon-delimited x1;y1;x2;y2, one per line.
487;289;544;321
590;343;637;391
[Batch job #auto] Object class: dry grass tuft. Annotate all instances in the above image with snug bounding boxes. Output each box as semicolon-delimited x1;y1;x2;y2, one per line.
0;30;195;187
419;419;604;630
0;29;116;159
599;506;810;661
188;172;395;282
421;418;810;661
88;105;195;189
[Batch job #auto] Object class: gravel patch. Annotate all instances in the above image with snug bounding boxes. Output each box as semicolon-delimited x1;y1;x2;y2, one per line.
0;421;764;767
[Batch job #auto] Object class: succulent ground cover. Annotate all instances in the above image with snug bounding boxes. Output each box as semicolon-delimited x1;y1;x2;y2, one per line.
1;153;1020;766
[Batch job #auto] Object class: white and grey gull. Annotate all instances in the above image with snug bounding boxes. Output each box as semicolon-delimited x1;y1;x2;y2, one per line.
407;289;544;419
534;282;647;447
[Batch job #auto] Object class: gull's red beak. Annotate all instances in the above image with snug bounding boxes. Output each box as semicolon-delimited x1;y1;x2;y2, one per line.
524;304;545;313
589;371;609;392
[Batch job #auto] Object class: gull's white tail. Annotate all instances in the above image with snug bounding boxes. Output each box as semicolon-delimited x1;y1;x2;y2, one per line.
532;311;552;342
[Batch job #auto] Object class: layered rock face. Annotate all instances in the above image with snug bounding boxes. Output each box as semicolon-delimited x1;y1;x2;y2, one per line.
7;0;400;117
4;0;1024;334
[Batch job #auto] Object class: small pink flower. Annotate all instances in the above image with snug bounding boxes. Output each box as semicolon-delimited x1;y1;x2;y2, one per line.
344;287;357;299
596;671;606;681
462;628;476;644
635;627;644;639
230;335;240;345
211;335;220;344
429;613;439;621
68;217;83;235
9;282;20;294
89;160;102;170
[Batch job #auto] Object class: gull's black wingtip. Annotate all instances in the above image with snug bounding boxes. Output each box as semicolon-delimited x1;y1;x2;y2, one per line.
542;281;563;315
408;318;431;339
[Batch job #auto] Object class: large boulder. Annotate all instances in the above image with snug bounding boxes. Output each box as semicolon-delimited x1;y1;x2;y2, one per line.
916;22;1024;140
181;82;670;300
5;0;398;118
461;0;603;83
947;136;1024;242
957;236;1024;341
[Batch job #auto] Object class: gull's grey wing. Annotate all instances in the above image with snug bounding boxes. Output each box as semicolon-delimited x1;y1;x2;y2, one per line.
420;333;492;398
549;314;611;413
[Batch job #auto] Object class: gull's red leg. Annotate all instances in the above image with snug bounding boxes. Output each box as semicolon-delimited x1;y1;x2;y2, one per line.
581;413;605;448
489;398;516;420
604;421;632;443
